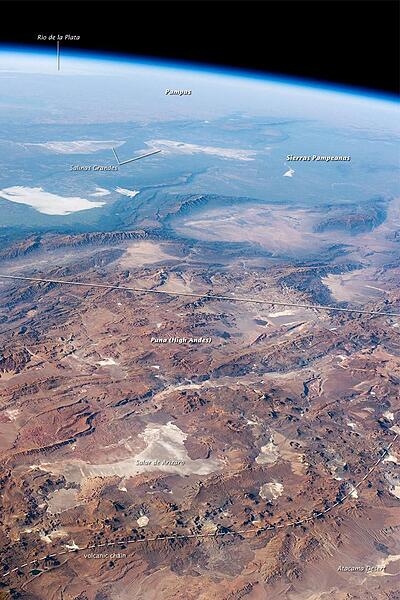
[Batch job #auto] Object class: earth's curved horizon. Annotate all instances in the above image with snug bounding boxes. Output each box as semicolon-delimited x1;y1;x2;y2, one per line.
0;47;399;600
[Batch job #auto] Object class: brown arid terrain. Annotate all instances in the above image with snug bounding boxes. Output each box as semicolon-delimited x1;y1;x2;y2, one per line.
0;195;399;600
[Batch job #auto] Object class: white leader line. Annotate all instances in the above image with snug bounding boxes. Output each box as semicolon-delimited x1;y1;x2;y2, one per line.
111;147;120;164
112;147;161;166
0;274;399;317
56;41;60;71
1;433;397;579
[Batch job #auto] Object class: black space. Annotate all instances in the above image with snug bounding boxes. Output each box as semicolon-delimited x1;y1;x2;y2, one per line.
1;0;399;95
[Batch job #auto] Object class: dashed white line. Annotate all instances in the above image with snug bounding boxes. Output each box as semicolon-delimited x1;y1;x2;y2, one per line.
2;433;396;579
0;274;399;317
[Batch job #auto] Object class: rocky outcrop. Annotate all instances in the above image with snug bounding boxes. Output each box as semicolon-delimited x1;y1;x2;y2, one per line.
313;201;387;234
0;348;31;374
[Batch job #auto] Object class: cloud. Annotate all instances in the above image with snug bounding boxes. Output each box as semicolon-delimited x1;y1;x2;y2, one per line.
283;168;295;177
0;186;105;215
115;187;140;198
91;187;111;197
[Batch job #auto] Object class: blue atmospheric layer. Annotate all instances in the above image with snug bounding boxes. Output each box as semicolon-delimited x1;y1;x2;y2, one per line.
0;44;398;105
